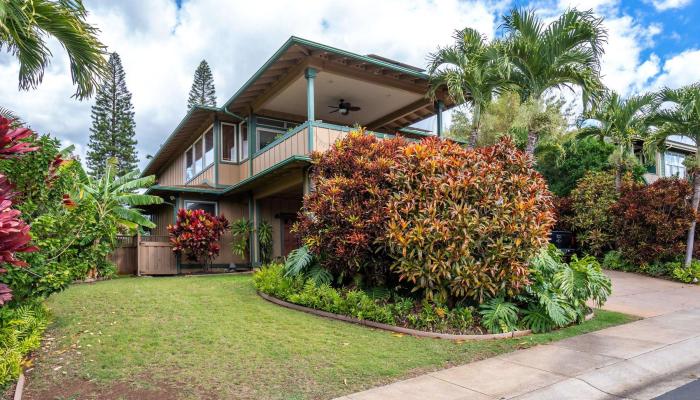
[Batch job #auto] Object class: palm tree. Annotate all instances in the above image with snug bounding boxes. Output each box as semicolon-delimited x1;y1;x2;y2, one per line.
0;0;108;99
501;8;607;155
81;158;163;231
427;27;509;147
647;84;700;268
578;91;656;191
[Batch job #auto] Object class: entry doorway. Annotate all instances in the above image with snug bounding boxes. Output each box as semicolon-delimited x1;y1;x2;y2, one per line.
279;213;301;257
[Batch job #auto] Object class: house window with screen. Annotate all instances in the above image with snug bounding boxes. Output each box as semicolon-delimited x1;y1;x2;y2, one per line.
184;200;217;215
239;122;248;160
221;123;237;162
184;126;215;181
256;128;283;151
664;151;687;178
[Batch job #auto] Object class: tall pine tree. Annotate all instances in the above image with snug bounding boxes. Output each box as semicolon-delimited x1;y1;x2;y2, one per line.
87;52;138;178
187;60;217;110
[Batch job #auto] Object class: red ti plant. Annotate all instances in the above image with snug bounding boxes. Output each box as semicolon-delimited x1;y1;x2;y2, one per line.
168;208;229;268
0;117;39;305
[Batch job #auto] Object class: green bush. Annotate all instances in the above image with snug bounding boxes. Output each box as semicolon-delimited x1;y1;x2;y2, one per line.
602;250;633;271
386;137;554;303
536;136;614;197
254;265;477;333
672;261;700;284
568;171;618;256
0;302;48;387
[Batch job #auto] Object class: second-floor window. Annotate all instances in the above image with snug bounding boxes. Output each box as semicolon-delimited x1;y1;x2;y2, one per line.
664;151;687;178
221;123;237;162
185;126;214;181
239;122;249;160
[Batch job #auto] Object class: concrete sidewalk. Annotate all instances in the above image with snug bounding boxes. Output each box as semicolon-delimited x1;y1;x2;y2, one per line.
336;271;700;400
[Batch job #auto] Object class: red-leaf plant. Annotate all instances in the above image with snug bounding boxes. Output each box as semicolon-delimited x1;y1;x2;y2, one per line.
0;117;40;305
168;208;230;268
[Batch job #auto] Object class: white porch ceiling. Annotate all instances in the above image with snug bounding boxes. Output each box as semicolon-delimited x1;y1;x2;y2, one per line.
262;71;424;126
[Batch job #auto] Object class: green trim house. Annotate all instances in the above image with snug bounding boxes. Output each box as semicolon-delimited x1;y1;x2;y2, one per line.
139;36;452;274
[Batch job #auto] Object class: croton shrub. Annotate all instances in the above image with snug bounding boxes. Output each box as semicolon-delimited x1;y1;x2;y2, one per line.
567;171;618;257
294;129;406;284
611;178;699;265
385;137;554;303
169;209;230;265
0;117;39;305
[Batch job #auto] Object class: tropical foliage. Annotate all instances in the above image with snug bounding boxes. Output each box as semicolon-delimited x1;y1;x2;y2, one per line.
230;218;252;261
536;135;614;196
385;137;554;303
428;27;508;147
611;178;697;265
169;209;229;266
578;91;655;191
500;8;607;154
647;84;700;268
567;171;618;256
294;130;406;285
0;0;108;99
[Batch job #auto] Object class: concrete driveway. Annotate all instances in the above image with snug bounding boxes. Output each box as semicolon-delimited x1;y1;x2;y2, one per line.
335;271;700;400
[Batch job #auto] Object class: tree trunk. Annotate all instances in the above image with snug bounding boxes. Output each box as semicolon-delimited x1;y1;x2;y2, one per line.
615;166;622;192
469;126;478;148
525;129;537;156
684;169;700;268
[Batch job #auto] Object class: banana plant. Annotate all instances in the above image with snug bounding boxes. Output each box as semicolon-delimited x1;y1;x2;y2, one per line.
79;158;162;231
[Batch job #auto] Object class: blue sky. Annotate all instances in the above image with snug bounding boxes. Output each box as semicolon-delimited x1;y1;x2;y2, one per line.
1;0;699;168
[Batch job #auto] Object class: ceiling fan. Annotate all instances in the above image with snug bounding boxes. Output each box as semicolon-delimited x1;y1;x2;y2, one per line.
328;99;361;115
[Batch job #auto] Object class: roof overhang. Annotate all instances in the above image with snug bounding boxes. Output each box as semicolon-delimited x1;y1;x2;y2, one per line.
141;106;241;177
222;36;454;132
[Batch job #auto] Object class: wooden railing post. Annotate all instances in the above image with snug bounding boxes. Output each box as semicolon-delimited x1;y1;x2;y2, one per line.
136;231;141;276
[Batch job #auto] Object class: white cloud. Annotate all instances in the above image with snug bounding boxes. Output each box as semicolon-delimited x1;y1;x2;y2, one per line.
652;49;700;89
648;0;692;11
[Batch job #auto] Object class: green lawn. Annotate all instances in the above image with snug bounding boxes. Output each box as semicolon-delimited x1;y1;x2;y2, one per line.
24;274;634;400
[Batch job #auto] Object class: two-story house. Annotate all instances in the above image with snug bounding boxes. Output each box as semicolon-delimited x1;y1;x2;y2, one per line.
138;36;452;274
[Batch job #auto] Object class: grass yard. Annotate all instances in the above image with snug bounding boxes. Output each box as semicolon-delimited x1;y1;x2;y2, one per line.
23;274;634;400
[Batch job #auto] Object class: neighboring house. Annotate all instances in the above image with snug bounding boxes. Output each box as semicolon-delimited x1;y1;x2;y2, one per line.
139;36;452;274
635;135;696;184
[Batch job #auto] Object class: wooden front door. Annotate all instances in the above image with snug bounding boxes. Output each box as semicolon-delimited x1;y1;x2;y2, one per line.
282;217;300;257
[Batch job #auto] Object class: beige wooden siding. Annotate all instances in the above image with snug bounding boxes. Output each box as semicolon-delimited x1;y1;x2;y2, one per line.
219;162;249;185
187;164;215;186
314;126;347;153
252;127;308;175
150;205;174;236
158;153;185;186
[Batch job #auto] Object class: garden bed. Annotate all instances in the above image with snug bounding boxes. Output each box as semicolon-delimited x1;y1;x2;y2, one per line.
258;291;537;340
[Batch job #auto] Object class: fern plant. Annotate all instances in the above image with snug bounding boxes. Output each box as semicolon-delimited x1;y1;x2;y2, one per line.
479;297;519;333
283;245;331;286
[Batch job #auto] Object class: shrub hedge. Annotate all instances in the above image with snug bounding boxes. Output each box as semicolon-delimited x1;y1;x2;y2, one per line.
385;137;554;303
294;130;406;284
611;178;696;265
568;171;618;256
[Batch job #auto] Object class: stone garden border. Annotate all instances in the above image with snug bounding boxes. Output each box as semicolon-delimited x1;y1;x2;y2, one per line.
260;291;547;340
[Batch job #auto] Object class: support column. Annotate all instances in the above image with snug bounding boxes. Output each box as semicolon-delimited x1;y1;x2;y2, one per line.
173;194;181;274
213;118;220;186
248;114;256;176
305;67;317;153
435;100;444;138
247;192;255;269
